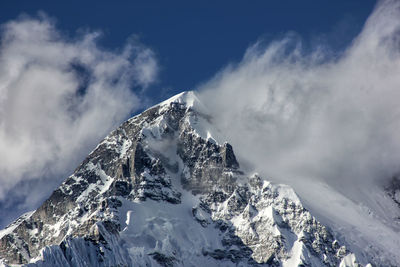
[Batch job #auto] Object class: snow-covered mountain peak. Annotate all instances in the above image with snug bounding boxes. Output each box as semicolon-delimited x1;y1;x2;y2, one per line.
148;91;224;145
0;91;381;267
158;91;205;112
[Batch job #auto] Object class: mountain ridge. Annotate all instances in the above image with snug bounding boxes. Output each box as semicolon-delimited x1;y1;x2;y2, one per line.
0;91;373;266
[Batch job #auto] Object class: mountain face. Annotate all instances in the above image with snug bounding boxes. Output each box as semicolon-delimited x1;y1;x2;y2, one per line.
0;92;372;266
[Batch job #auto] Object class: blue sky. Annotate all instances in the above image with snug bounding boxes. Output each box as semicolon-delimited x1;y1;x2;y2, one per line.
0;1;376;103
0;1;378;228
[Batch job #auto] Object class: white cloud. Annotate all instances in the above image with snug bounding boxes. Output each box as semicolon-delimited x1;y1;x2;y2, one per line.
197;0;400;200
0;14;158;219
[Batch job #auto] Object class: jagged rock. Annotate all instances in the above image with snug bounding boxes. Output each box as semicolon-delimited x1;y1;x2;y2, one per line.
0;91;367;267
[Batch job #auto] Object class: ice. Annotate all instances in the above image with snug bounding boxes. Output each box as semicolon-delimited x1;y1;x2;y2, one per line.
118;198;225;266
291;179;400;265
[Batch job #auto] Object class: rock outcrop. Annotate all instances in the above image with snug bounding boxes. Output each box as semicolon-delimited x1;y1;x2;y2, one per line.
0;92;364;267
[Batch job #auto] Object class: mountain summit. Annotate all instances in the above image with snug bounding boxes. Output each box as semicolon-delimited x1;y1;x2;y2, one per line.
0;91;373;266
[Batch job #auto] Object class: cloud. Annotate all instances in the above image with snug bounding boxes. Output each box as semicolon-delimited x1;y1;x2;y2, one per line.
0;14;158;224
197;0;400;200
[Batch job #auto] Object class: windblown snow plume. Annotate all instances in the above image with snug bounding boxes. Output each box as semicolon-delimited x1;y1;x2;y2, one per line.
198;0;400;194
0;14;157;222
197;3;400;260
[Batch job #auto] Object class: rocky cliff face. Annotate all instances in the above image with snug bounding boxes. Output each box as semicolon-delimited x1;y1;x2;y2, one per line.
0;92;366;266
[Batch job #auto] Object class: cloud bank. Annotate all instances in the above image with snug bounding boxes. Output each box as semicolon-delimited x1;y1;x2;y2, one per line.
198;0;400;199
0;14;157;223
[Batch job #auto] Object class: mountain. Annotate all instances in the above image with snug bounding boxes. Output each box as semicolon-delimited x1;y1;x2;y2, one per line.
0;91;389;266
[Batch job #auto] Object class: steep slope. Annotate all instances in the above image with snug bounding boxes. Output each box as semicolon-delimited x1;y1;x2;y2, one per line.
0;92;368;266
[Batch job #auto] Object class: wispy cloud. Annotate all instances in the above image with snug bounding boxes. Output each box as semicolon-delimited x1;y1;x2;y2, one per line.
0;14;158;225
198;0;400;199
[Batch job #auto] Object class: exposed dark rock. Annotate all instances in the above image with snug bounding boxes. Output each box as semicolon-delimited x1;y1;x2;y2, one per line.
149;252;176;267
0;92;359;267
